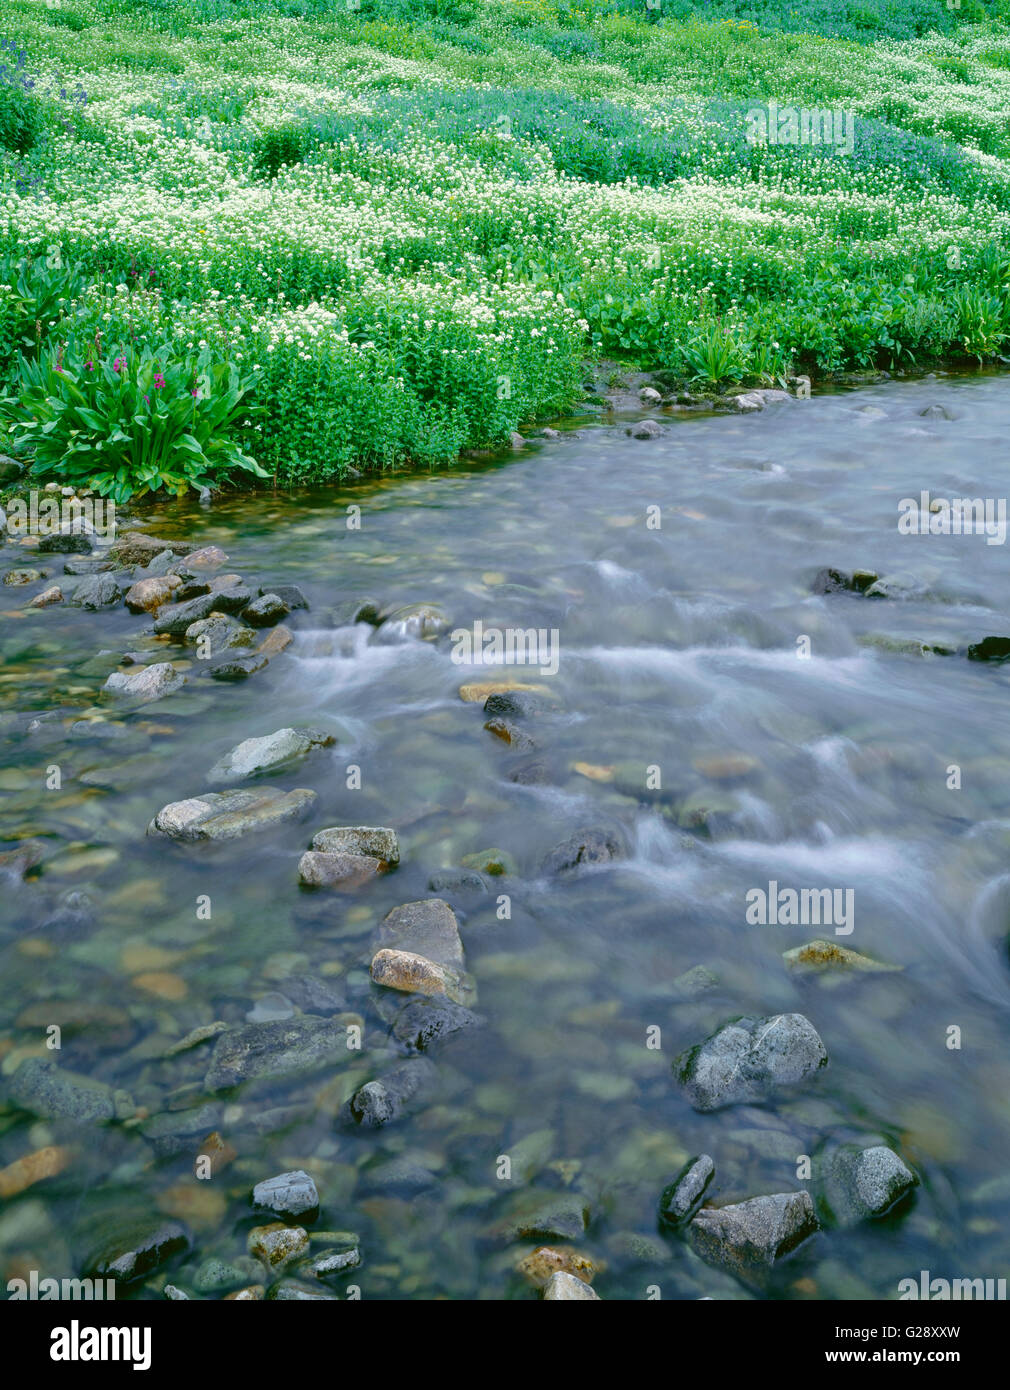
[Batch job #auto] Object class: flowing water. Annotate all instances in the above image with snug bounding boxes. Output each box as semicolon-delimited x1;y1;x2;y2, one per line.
3;374;1010;1300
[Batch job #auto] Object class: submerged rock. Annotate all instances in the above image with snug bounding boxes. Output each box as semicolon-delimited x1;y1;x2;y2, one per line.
347;1058;437;1128
492;1194;591;1243
85;1219;190;1283
253;1170;319;1220
659;1154;715;1227
208;727;333;783
689;1192;818;1285
7;1058;121;1124
377;603;448;641
821;1145;917;1227
108;532;194;567
543;1271;600;1300
541;828;625;874
150;787;317;843
676;1013;828;1112
783;940;900;974
390;996;483;1053
811;567;878;596
204;1016;349;1090
377;898;463;969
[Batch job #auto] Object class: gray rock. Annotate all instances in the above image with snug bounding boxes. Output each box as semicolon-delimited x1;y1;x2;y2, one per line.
821;1144;917;1226
688;1191;818;1285
811;567;877;595
347;1058;437;1128
210;653;269;681
390;997;483;1053
85;1219;189;1283
543;1271;600;1300
108;532;194;567
294;1245;361;1278
310;826;399;864
139;1103;223;1157
38;531;92;554
492;1194;591;1242
260;583;308;610
427;870;488;895
184;613;257;656
268;1279;338;1301
149;786;317;843
253;1170;319;1219
193;1257;248;1293
205;1016;350;1090
103;662;186;702
153;592;221;635
7;1058;119;1124
245;993;295;1022
208;727;334;783
298;850;384;888
69;573;123;609
376;602;448;641
275;974;346;1015
676;1013;828;1112
244;592;290;627
660;1154;715;1226
626;419;663;439
376;898;463;969
483;690;555;718
542;828;625;874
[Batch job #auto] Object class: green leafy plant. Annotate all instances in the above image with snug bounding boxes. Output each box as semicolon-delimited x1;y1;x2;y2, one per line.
0;343;267;501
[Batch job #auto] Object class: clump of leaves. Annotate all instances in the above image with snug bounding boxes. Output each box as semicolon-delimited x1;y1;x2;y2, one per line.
0;342;267;502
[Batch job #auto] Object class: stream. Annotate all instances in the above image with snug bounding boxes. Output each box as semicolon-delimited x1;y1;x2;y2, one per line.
2;372;1010;1300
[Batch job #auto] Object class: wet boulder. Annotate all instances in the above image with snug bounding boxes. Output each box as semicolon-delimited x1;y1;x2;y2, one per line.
676;1013;828;1112
811;567;877;595
347;1058;437;1128
688;1191;818;1285
966;636;1010;663
820;1144;917;1227
659;1154;715;1227
369;949;475;1006
253;1170;319;1220
244;592;290;627
7;1058;126;1124
68;573;124;609
376;898;463;969
298;850;385;889
84;1218;190;1283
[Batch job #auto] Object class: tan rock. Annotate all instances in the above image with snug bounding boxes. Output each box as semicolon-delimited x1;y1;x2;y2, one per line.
195;1130;236;1177
27;585;62;608
186;546;229;570
517;1245;601;1288
248;1222;308;1268
369;948;474;1005
258;624;293;658
783;940;900;973
124;575;181;613
458;680;549;703
0;1144;72;1198
224;1285;264;1300
131;971;188;1001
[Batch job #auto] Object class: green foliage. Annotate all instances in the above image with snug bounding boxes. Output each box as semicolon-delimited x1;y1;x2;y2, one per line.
0;342;267;501
0;253;85;372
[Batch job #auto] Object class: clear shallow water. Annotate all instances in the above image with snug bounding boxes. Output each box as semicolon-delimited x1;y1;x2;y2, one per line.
2;374;1010;1300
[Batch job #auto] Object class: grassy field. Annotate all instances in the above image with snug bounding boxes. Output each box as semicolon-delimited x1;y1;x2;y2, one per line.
2;0;1010;496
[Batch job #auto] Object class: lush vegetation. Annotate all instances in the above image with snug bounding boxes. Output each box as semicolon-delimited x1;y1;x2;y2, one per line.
2;0;1010;494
